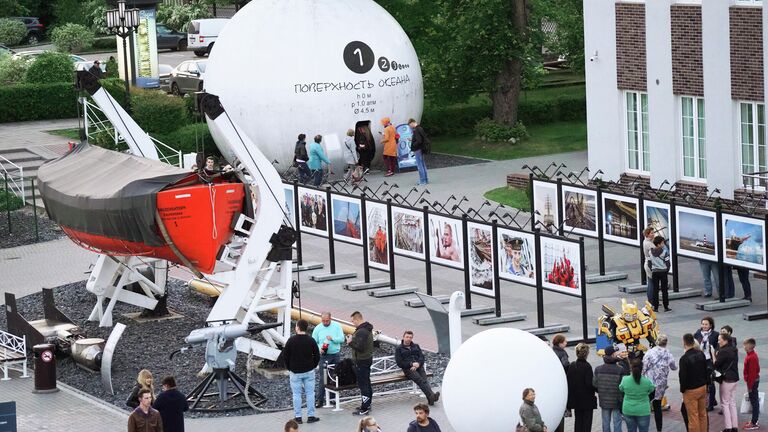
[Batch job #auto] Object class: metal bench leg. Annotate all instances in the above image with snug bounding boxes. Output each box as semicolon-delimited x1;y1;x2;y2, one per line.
323;388;333;408
333;390;342;412
1;362;8;381
21;359;29;378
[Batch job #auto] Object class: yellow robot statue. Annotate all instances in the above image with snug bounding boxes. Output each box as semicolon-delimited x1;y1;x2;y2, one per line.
598;298;659;357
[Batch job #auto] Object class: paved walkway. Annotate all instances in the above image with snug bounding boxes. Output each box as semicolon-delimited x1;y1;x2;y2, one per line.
0;119;79;153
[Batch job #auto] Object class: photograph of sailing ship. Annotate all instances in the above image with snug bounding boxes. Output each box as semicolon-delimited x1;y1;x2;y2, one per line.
540;236;582;296
366;202;389;270
562;186;597;237
392;207;425;259
428;215;464;269
676;207;717;261
468;222;494;294
498;229;536;286
332;196;362;245
722;214;765;271
602;193;639;246
298;187;328;236
533;181;559;234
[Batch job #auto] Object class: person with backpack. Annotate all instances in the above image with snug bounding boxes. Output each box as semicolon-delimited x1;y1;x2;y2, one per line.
649;235;671;312
408;118;430;185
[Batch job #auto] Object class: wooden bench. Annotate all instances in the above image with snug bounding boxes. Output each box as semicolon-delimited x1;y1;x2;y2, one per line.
322;355;433;411
0;330;28;380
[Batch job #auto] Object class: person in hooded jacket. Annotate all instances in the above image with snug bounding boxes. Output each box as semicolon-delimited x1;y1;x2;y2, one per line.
593;346;628;432
641;335;677;432
395;330;439;405
714;333;740;432
567;343;597;432
347;311;374;416
552;334;569;432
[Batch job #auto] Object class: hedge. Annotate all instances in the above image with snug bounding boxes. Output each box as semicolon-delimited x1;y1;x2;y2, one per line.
130;89;187;134
422;93;586;137
0;78;126;123
154;123;216;156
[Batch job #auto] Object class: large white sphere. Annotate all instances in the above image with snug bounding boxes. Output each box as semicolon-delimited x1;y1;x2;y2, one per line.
443;328;568;432
205;0;424;173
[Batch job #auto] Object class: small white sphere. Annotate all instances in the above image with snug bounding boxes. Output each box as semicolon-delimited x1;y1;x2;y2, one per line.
442;328;567;432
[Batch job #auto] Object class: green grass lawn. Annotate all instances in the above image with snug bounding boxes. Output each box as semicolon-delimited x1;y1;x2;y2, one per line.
432;119;586;161
484;186;530;210
47;128;80;140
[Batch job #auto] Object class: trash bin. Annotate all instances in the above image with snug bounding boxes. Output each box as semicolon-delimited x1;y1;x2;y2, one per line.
32;344;58;393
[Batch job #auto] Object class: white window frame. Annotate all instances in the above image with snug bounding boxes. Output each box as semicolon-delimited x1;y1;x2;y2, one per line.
733;0;762;7
680;96;707;182
739;101;766;189
624;91;650;174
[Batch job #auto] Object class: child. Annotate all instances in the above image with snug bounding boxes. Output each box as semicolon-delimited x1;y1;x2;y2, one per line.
743;338;761;430
649;235;671;312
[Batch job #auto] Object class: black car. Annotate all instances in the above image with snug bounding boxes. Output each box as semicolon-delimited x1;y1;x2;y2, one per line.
156;24;187;51
9;17;45;45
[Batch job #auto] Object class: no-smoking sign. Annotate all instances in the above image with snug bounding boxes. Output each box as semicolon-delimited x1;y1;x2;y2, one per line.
41;350;53;363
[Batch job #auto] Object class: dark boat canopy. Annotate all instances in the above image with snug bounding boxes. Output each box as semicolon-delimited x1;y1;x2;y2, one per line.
38;143;191;246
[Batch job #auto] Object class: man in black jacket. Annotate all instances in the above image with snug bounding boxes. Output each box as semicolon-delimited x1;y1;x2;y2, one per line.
152;376;188;432
395;330;439;405
346;311;374;416
592;346;627;432
280;319;321;424
680;333;709;432
408;119;430;186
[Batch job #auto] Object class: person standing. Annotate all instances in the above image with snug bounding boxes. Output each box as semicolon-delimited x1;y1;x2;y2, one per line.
407;403;442;432
642;227;655;303
552;334;569;432
152;376;188;432
567;343;597;432
694;316;719;411
593;346;627;432
342;128;360;180
279;319;321;424
714;333;740;432
307;134;331;187
519;388;547;432
355;125;375;173
380;117;397;177
311;312;345;408
680;333;709;432
408;118;429;185
724;265;752;301
128;389;164;432
743;338;761;430
347;311;374;416
699;259;720;298
294;134;310;184
641;335;677;432
395;330;439;405
127;369;155;408
619;360;655;432
88;60;104;78
649;236;671;312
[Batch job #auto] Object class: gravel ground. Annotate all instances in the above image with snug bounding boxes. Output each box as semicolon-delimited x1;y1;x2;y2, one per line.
425;152;489;169
0;208;64;249
0;280;448;418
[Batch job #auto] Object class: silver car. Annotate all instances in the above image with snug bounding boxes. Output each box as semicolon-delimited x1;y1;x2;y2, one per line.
169;59;207;96
158;64;173;93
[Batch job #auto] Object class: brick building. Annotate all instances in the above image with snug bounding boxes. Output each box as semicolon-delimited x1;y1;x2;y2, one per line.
585;0;767;199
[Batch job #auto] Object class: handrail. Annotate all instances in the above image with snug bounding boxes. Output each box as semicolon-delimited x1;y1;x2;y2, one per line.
149;135;184;168
0;154;25;201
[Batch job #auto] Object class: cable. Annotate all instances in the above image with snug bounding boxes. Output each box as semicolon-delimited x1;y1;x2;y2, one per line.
208;183;218;240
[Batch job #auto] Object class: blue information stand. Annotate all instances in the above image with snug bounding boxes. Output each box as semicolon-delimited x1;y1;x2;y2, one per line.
0;401;17;432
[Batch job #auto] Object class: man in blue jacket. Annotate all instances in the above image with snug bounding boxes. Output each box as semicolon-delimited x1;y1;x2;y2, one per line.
395;330;439;405
311;312;345;408
152;376;188;432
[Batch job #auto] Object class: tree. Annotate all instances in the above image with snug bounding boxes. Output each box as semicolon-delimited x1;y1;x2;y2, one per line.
0;0;28;16
539;0;584;72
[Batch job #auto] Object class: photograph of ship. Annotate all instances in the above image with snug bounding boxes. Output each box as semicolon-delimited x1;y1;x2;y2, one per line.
366;202;389;270
392;207;425;259
540;236;582;296
562;186;597;237
332;196;362;245
602;193;639;246
428;215;464;269
533;181;559;234
468;222;494;294
722;214;766;271
498;229;536;286
676;207;717;261
283;186;295;224
298;187;328;236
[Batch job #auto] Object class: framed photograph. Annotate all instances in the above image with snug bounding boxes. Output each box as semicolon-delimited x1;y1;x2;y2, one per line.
540;236;583;297
533;180;559;234
602;193;639;246
283;185;295;226
498;228;536;286
331;195;362;245
722;214;766;271
468;222;495;295
561;185;598;237
392;207;425;259
428;214;464;269
366;202;389;270
675;207;717;261
644;201;673;273
298;187;328;237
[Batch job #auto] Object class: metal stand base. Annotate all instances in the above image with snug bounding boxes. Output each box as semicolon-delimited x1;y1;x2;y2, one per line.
743;311;768;321
368;287;417;297
343;279;391;291
292;262;324;272
618;282;647;293
460;307;495;317
187;368;266;412
668;288;700;300
520;324;570;336
586;272;628;284
403;295;451;308
309;272;357;282
472;313;526;325
695;298;752;311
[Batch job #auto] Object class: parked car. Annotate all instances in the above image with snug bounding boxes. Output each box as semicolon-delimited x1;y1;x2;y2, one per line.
13;50;105;72
156;24;187;51
169;60;207;95
159;64;173;93
187;18;228;57
9;17;45;45
0;45;15;56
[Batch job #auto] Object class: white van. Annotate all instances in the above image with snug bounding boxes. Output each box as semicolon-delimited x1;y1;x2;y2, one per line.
187;18;229;57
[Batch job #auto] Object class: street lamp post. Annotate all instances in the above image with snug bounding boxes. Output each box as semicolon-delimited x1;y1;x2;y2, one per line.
105;0;140;99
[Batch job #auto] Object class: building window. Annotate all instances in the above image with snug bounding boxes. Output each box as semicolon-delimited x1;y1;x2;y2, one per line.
740;102;766;187
681;97;706;180
625;91;650;173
